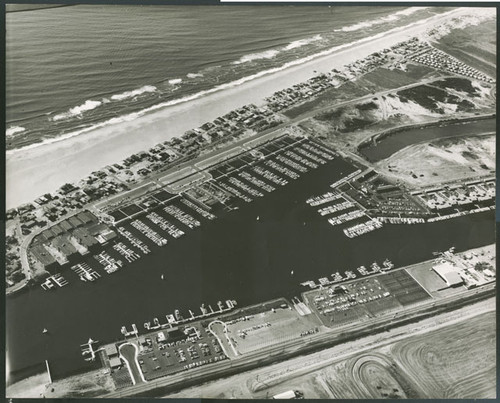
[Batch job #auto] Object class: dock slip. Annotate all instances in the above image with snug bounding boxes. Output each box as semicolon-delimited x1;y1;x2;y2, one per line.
71;262;101;282
41;274;68;290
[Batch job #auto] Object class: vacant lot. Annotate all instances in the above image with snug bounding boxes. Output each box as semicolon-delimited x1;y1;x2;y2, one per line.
377;134;495;188
391;310;496;398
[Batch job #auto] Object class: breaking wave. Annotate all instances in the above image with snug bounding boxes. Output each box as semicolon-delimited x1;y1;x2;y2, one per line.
110;85;157;101
336;7;429;32
284;34;322;50
6;126;26;137
52;100;102;121
168;78;183;85
233;49;280;65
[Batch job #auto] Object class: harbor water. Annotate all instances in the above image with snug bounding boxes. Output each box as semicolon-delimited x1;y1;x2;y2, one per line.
6;155;495;382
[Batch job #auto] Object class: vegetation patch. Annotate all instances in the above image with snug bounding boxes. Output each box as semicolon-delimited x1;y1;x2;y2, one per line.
432;77;480;96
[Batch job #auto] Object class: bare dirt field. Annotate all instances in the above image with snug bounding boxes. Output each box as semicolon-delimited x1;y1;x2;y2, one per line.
164;297;495;399
376;134;495;188
390;310;496;398
7;369;116;399
226;307;323;355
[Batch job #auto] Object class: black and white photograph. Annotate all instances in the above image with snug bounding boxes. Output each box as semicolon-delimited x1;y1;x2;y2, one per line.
4;2;496;399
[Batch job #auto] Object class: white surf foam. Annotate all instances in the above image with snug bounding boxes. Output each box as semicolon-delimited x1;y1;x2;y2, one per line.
284;34;323;50
6;126;26;137
52;100;102;121
110;85;157;101
233;49;280;65
336;7;429;32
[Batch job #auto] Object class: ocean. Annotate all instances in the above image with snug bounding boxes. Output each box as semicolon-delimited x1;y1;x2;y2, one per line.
5;5;451;150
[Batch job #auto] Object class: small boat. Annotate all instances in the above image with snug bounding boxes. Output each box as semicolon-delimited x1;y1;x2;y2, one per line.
161;274;165;280
291;270;294;276
42;328;48;334
256;216;260;221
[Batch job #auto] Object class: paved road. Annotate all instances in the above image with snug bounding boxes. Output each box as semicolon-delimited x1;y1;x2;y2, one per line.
119;343;144;385
104;282;494;398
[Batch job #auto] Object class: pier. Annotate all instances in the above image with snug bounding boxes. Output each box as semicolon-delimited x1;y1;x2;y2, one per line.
71;263;101;282
131;219;168;246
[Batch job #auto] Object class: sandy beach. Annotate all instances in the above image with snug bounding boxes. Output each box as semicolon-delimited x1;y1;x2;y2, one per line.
6;7;471;209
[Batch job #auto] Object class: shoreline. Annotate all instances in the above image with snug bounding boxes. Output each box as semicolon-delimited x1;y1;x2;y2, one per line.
6;8;470;210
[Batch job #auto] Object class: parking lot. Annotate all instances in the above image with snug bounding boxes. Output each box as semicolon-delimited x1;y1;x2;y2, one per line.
136;323;227;381
224;304;323;355
304;269;432;328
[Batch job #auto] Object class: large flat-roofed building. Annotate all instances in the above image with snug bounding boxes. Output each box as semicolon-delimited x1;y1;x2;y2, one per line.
30;244;58;270
432;262;463;287
51;235;79;261
73;228;99;250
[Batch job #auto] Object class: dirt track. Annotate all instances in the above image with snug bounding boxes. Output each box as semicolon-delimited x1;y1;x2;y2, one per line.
165;297;495;399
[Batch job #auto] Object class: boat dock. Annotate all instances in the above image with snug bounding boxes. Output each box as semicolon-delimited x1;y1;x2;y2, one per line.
124;300;238;338
180;198;216;220
228;177;264;198
163;205;201;229
328;210;366;226
71;262;101;282
318;200;354;216
264;160;299;180
94;251;122;274
131;219;168;246
117;226;150;254
239;171;275;193
301;259;395;289
113;242;141;263
252;165;288;186
306;191;342;207
41;273;69;290
343;219;383;238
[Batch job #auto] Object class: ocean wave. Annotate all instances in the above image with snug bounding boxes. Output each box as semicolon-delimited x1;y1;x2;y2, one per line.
8;9;463;156
233;49;280;65
284;34;322;50
187;73;203;79
52;100;102;121
110;85;157;101
168;78;183;85
336;7;429;32
6;126;26;137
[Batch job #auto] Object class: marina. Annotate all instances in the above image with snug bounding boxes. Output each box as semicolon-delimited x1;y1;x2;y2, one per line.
328;210;366;226
125;299;239;335
113;242;141;263
318;200;355;216
306;191;343;207
163;205;201;230
343;219;384;238
239;171;275;193
71;262;101;282
180;199;216;221
300;259;395;289
264;160;299;180
117;227;151;254
94;251;123;274
131;219;168;246
41;274;69;290
146;212;185;238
